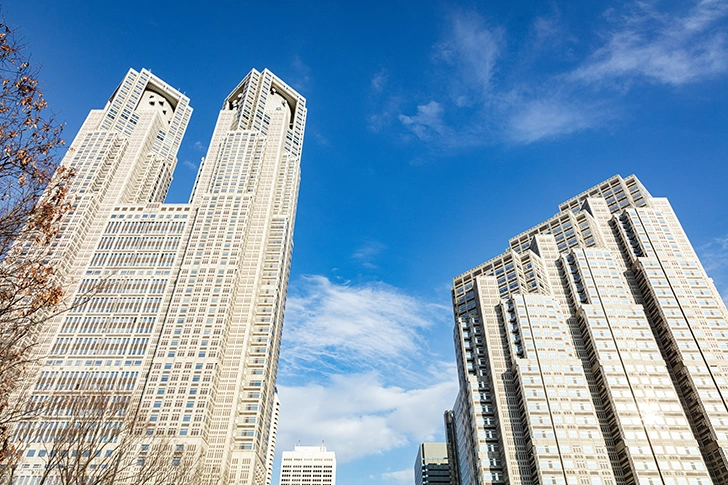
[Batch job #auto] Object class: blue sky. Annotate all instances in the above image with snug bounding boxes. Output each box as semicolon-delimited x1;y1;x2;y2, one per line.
7;0;728;483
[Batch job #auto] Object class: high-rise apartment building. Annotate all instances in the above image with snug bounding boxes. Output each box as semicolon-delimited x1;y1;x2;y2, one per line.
415;442;452;485
449;174;728;485
14;67;306;484
279;445;336;485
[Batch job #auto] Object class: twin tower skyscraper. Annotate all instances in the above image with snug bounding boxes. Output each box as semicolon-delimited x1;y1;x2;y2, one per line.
17;68;305;484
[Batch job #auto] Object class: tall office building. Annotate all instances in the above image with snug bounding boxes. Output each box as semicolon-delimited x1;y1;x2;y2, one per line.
279;445;336;485
14;67;306;484
415;442;452;485
449;175;728;485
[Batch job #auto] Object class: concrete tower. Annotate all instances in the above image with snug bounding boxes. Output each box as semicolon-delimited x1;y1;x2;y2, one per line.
14;67;306;485
450;175;727;485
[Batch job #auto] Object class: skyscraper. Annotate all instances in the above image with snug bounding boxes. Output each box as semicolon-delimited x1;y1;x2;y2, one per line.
415;442;452;485
449;175;727;485
14;67;306;484
279;445;336;485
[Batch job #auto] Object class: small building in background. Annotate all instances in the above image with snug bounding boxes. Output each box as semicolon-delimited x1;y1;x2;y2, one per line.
279;445;336;485
415;442;452;485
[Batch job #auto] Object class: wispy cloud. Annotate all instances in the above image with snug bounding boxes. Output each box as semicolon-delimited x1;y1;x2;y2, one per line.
532;16;560;45
368;95;404;133
192;141;206;153
277;372;457;463
281;276;449;380
399;101;448;141
507;98;617;144
382;468;415;484
278;276;457;464
433;11;504;105
698;234;728;302
312;131;329;146
371;68;389;93
352;239;386;269
527;9;579;56
181;160;198;171
571;0;728;86
291;55;312;91
378;1;728;148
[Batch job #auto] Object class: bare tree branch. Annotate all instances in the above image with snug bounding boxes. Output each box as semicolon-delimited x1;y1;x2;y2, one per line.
0;14;75;473
4;388;203;485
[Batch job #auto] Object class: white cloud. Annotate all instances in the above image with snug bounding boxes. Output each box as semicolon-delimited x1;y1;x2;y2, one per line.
291;55;312;91
507;98;616;144
698;235;728;302
698;235;728;269
352;239;386;269
371;68;389;93
382;468;415;484
528;10;578;55
433;11;504;103
312;131;329;146
367;95;404;133
277;277;457;463
373;1;728;149
571;0;728;86
281;276;450;380
399;101;447;141
389;11;504;144
277;372;458;463
532;16;560;44
181;160;198;171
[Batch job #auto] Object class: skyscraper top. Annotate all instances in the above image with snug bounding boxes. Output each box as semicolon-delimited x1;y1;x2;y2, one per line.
455;173;652;280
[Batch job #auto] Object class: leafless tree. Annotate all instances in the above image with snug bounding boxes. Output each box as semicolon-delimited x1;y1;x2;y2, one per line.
3;391;203;485
0;15;75;471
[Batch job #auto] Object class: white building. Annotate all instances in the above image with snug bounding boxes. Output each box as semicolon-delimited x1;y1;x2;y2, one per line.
415;442;451;485
279;445;336;485
449;174;726;485
14;67;306;485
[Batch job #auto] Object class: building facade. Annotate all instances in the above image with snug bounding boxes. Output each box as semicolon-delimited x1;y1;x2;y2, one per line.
416;442;452;485
444;411;462;485
450;174;728;485
266;393;281;485
279;445;336;485
14;67;306;484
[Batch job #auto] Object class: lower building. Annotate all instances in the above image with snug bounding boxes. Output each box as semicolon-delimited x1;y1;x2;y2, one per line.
279;445;336;485
449;174;726;485
416;442;452;485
